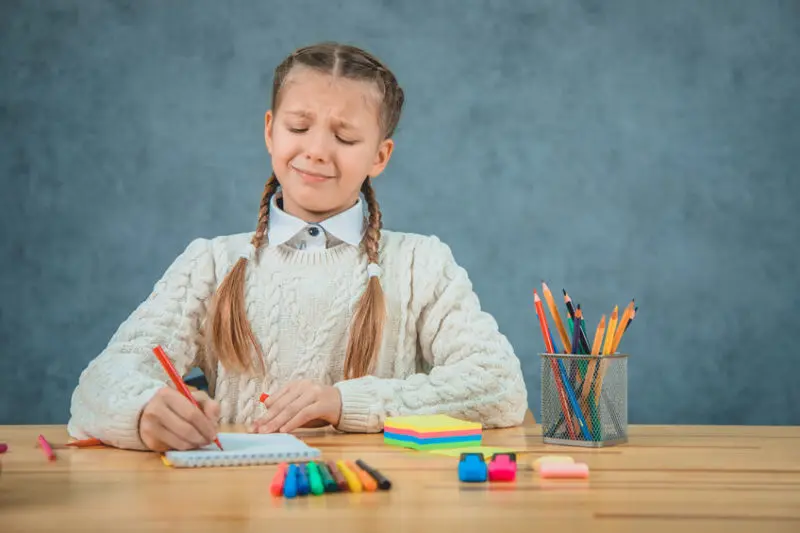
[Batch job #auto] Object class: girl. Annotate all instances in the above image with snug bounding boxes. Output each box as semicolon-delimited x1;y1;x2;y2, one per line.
68;42;528;452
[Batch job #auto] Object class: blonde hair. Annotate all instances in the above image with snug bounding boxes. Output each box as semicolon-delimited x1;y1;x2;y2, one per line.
207;42;404;379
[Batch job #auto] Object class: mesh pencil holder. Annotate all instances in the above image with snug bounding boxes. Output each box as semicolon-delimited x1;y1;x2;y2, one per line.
540;353;628;447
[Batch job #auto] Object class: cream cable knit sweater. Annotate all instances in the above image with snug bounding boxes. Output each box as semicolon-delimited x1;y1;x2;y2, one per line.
68;230;528;450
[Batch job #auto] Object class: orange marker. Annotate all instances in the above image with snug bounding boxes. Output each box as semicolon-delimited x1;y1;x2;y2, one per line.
259;393;269;404
152;345;223;451
347;460;377;492
37;435;56;461
270;463;288;497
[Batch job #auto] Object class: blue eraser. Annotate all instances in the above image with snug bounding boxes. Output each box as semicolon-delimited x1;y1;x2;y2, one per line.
284;464;299;498
458;452;487;482
296;463;310;496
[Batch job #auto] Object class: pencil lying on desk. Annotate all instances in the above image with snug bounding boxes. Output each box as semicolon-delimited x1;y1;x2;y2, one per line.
152;345;223;451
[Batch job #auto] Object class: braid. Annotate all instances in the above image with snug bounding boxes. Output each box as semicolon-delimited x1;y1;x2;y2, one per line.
207;174;279;374
252;173;280;248
360;178;382;262
343;177;387;379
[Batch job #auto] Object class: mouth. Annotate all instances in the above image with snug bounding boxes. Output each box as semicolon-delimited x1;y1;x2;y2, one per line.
292;165;335;182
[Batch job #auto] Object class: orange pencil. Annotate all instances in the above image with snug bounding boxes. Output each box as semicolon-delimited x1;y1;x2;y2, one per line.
152;345;223;451
610;300;635;354
542;282;571;353
533;290;578;440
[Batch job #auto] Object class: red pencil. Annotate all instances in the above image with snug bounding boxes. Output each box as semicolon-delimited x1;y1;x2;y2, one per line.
152;345;223;451
533;290;577;439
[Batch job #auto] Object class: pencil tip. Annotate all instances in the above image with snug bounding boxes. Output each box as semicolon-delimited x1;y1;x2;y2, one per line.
561;288;567;295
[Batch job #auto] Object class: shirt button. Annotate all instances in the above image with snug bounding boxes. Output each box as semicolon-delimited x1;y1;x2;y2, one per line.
308;226;320;237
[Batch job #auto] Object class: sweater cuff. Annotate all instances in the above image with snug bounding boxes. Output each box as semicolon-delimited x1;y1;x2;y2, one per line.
334;379;379;433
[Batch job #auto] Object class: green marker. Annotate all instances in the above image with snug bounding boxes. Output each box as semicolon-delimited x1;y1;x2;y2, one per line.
306;461;325;495
316;461;339;492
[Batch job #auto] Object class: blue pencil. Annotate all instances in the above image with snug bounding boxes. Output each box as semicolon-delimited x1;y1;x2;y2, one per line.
557;359;592;440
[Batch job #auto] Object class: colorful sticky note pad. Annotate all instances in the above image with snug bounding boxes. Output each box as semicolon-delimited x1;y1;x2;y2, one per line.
384;415;482;450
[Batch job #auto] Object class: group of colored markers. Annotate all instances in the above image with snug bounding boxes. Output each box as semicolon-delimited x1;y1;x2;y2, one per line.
270;459;391;498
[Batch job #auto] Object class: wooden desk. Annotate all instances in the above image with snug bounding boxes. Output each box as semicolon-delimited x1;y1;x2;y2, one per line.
1;419;799;533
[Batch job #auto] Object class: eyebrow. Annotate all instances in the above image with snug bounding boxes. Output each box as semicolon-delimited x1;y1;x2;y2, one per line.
283;110;359;131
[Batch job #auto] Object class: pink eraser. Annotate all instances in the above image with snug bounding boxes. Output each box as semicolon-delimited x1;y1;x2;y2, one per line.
539;462;589;479
488;455;516;482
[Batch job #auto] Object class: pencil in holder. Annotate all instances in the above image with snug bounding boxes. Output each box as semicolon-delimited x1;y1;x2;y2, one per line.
540;353;628;447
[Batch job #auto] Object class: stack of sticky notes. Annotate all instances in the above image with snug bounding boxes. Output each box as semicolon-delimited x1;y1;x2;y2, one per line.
383;415;482;450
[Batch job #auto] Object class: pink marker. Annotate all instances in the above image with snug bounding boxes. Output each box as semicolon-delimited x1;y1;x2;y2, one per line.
37;434;56;461
539;462;589;479
0;443;7;453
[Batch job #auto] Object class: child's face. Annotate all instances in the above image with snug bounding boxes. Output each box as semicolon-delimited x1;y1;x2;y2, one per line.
264;68;394;222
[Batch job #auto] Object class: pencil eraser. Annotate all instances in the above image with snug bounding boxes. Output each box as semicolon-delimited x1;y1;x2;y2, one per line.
532;455;575;471
539;462;589;479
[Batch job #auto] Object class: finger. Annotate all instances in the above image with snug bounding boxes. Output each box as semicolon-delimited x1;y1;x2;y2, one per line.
279;403;325;433
157;398;213;448
262;382;297;409
164;391;217;443
140;415;196;452
259;391;315;434
192;391;221;422
150;418;199;451
254;387;305;429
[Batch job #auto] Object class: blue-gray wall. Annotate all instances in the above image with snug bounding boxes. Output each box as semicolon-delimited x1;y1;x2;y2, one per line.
2;0;798;425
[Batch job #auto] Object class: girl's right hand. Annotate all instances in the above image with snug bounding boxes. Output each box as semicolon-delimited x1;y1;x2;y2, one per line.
138;387;221;452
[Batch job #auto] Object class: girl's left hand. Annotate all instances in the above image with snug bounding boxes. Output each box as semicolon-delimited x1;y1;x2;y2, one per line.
250;380;342;434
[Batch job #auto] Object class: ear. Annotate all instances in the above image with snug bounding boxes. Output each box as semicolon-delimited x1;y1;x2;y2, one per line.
367;138;394;179
264;110;274;155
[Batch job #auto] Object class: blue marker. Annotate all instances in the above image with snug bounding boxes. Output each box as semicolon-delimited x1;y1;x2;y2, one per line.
284;464;299;499
296;463;310;496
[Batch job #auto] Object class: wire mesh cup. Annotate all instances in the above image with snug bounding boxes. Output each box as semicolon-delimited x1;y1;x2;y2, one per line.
540;353;628;447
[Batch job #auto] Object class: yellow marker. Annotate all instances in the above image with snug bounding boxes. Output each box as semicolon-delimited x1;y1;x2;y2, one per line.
159;454;173;467
336;460;362;493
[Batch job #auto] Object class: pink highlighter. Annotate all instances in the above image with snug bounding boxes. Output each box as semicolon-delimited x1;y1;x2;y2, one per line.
539;462;589;479
488;453;517;481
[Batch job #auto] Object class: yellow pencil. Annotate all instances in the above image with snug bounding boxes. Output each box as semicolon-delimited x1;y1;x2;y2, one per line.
595;306;619;405
610;300;635;354
542;282;571;353
602;306;619;355
581;314;606;431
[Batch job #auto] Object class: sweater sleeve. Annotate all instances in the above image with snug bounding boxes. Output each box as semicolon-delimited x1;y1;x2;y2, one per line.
67;238;218;450
334;236;528;433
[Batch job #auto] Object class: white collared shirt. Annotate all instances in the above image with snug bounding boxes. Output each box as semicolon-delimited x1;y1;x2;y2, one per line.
267;195;365;250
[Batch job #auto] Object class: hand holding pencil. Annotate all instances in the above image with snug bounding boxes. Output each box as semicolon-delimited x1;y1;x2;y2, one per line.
138;346;222;452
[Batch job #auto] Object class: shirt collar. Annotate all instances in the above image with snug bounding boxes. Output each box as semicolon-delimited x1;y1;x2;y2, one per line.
267;194;365;247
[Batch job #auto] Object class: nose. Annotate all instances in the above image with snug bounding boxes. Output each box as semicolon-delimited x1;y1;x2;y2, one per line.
303;128;333;163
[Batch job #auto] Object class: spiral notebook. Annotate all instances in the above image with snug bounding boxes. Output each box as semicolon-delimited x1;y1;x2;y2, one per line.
163;433;321;468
